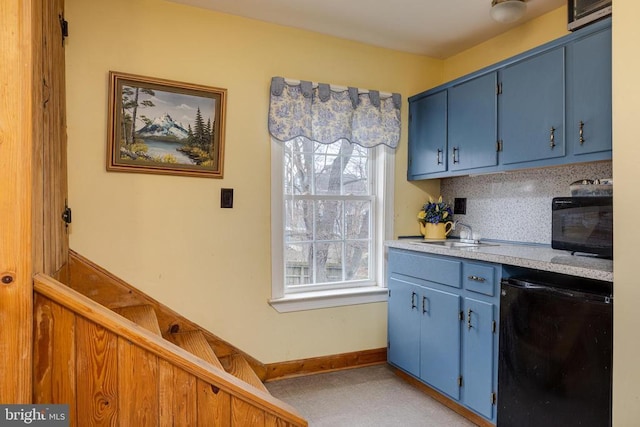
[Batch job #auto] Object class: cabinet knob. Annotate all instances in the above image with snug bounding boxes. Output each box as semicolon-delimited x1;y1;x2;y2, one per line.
549;127;556;148
579;121;585;145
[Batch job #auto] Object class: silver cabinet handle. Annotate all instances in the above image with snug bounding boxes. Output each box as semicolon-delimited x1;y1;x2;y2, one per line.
467;309;473;330
437;148;443;165
550;127;556;148
422;296;429;314
467;275;486;283
411;292;417;310
579;121;585;145
452;147;459;164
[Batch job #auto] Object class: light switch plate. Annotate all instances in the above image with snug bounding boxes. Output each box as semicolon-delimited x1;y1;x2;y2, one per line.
221;188;234;208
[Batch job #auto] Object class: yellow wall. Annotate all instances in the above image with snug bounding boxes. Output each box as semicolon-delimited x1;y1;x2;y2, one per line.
66;3;640;422
443;6;569;81
65;0;440;363
612;1;640;424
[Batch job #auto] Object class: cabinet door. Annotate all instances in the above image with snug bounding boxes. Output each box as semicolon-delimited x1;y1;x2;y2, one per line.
499;47;565;165
388;277;421;377
449;73;498;171
408;91;447;178
462;298;495;419
567;27;611;155
420;286;461;399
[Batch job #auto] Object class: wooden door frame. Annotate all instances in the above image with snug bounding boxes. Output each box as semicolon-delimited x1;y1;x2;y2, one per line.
0;0;41;403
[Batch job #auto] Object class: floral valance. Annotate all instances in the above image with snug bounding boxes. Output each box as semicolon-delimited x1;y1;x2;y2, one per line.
268;77;401;149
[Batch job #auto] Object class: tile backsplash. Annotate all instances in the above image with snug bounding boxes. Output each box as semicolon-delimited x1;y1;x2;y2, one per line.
440;161;612;244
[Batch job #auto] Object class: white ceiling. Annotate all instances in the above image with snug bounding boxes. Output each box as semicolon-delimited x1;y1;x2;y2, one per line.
167;0;565;58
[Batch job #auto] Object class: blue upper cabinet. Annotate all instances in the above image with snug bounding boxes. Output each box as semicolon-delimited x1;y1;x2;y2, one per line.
408;91;447;178
566;26;612;156
407;18;611;180
448;73;498;172
499;47;565;165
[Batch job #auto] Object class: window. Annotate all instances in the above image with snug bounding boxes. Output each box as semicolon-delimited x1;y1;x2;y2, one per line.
267;77;400;312
270;137;393;312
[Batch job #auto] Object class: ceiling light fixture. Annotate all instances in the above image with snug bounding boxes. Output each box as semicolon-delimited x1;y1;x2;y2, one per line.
490;0;527;24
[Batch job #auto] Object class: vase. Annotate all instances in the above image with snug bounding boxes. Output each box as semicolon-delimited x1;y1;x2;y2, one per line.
420;222;453;240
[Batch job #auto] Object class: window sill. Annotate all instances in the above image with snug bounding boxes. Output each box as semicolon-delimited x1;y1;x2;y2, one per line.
269;286;388;313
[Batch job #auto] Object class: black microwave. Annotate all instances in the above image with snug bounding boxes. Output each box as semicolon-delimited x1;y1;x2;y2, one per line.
568;0;612;31
552;197;613;258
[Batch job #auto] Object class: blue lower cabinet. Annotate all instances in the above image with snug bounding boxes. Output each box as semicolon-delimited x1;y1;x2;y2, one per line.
462;297;496;419
388;277;421;377
420;287;461;399
387;248;499;424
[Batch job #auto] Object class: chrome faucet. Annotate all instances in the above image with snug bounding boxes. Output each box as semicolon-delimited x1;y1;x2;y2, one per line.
454;221;478;243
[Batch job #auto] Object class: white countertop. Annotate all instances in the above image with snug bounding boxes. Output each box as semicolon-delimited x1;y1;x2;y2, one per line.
385;238;613;282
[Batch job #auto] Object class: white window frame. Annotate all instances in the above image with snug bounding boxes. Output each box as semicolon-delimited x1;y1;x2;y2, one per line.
269;137;393;313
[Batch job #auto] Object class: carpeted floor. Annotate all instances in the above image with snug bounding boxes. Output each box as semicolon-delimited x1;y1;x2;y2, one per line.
266;364;476;426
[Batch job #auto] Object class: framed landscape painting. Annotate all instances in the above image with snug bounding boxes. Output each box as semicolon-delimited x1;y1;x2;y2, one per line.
107;71;227;178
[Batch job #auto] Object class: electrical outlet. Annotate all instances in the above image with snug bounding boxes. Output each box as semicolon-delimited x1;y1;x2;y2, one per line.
221;188;234;208
454;198;467;215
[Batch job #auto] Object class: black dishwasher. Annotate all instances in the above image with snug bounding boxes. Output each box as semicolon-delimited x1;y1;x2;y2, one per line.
498;272;613;427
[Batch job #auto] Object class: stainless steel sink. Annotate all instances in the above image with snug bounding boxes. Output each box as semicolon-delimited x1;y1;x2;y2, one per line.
412;240;499;248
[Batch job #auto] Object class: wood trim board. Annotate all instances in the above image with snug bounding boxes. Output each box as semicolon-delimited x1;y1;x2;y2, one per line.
264;348;387;382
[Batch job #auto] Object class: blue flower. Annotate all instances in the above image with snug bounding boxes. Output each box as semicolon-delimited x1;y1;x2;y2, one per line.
418;196;453;224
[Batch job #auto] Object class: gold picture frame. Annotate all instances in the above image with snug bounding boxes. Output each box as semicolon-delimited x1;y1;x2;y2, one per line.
107;71;226;178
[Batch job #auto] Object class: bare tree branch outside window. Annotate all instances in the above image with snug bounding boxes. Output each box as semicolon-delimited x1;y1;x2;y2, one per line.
284;137;372;288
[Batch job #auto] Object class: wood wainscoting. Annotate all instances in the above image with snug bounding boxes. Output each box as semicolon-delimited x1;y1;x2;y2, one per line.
34;273;307;426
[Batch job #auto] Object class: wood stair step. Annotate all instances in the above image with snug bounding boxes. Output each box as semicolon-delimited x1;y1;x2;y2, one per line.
113;304;162;336
220;353;269;394
167;330;224;370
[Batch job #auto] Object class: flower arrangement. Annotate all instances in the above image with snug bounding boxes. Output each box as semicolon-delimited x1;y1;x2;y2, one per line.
417;196;453;224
